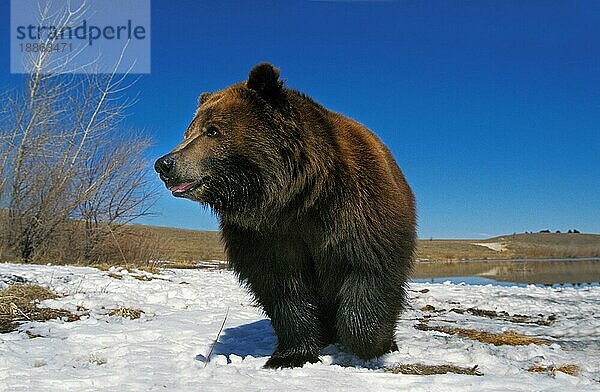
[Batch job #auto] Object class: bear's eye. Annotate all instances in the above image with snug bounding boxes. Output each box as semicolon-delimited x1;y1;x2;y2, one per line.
205;125;220;138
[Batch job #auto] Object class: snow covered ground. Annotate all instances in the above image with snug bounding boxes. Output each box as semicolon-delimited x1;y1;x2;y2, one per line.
472;242;508;252
1;262;599;391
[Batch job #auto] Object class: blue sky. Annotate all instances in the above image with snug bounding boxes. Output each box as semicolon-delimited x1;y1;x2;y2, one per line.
1;1;599;238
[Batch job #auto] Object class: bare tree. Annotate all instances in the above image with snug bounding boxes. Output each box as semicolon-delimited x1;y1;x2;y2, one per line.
0;1;156;263
73;131;155;262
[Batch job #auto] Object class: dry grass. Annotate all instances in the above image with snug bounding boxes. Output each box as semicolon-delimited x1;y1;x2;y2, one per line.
106;269;170;281
416;240;502;260
138;229;599;262
157;262;202;269
415;324;549;346
501;233;600;259
132;274;153;281
125;225;225;262
88;353;108;366
108;307;143;319
528;364;580;376
3;220;598;267
417;233;600;261
0;284;79;333
91;262;160;274
385;363;482;376
159;261;229;270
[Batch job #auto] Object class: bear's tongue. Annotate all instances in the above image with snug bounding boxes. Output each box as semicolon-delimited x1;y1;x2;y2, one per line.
169;181;198;193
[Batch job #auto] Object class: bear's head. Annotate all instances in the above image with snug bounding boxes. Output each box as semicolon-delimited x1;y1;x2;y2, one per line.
155;63;311;220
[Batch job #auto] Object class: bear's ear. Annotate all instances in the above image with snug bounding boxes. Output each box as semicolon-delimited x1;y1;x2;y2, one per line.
198;92;211;106
247;63;283;97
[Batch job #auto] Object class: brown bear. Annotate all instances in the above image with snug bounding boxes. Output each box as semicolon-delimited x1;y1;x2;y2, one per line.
155;63;416;368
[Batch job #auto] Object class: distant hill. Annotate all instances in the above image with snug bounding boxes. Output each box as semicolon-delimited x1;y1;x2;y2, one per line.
2;213;597;264
125;224;226;262
127;226;600;263
416;233;600;261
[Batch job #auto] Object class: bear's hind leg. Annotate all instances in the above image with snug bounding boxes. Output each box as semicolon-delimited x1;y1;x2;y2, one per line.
335;273;403;360
259;277;326;369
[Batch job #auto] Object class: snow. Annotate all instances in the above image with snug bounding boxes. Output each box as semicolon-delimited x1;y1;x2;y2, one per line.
472;242;508;252
1;263;599;391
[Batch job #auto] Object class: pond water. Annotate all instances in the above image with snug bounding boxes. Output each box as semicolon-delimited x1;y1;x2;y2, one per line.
411;258;600;287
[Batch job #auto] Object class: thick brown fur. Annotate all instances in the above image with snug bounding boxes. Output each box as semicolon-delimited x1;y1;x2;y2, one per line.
155;63;416;368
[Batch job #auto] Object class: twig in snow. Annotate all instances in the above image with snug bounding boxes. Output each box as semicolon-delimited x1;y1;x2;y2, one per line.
204;307;229;367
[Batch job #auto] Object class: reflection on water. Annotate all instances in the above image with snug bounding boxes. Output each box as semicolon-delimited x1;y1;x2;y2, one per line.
411;258;600;287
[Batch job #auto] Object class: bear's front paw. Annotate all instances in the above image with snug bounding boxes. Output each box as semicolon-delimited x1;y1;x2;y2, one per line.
264;353;319;369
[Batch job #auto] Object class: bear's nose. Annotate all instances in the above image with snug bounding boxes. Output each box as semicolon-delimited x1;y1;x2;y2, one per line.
154;155;175;178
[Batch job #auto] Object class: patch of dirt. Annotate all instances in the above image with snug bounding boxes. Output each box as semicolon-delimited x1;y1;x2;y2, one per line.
451;307;557;326
420;304;557;326
25;330;44;339
415;324;549;346
421;305;438;312
385;363;483;376
0;274;29;284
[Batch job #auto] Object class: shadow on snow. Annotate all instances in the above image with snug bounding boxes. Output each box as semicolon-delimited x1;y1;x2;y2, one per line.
196;319;276;363
195;318;390;369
